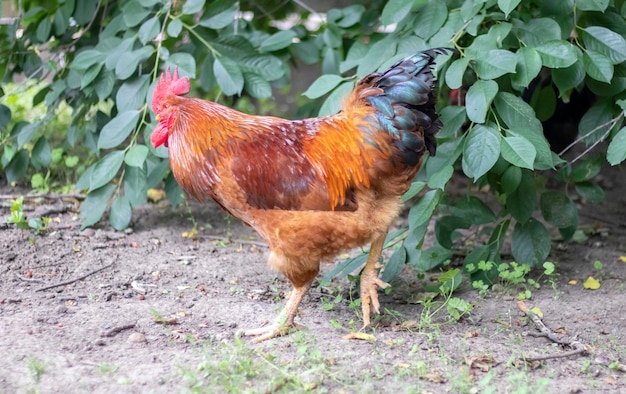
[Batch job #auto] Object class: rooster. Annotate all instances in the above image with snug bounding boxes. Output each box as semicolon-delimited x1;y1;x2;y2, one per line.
151;48;453;341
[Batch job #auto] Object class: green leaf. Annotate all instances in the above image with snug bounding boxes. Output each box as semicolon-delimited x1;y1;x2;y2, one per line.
121;1;150;27
81;63;103;89
357;38;398;78
116;46;153;80
408;189;442;228
89;150;125;191
511;47;542;90
465;80;498;123
501;135;536;169
321;254;369;285
72;49;106;71
73;1;97;25
243;73;272;99
498;0;522;18
583;26;626;64
494;92;542;133
501;165;522;194
472;50;517;79
17;122;40;148
80;184;115;229
449;196;497;225
125;144;149;167
95;70;116;101
578;99;615;145
506;169;536;223
529;84;557;122
574;181;605;202
182;0;206;15
31;137;51;170
167;18;183;38
540;191;578;228
552;58;586;98
607;126;626;165
583;50;613;83
319;81;354;116
98;110;141;150
381;0;413;26
124;166;148;207
165;173;185;207
511;219;550;267
0;104;11;130
567;157;603;182
381;246;407;283
5;149;29;184
198;1;237;29
435;216;469;249
575;0;609;11
109;196;132;231
116;75;150;111
259;30;297;52
535;40;578;68
402;181;426;202
36;16;52;43
427;165;454;190
413;1;447;39
138;16;160;45
438;106;466;138
303;74;344;99
213;57;244;96
416;245;452;272
445;57;469;90
341;42;369;73
240;55;285;81
513;18;561;47
166;53;197;79
462;124;501;180
508;128;554;170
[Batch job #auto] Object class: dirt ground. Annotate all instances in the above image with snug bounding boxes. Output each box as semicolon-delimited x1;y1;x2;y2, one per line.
1;166;625;393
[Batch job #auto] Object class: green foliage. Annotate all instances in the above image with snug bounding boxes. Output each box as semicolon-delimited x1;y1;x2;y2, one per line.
2;1;625;290
5;196;49;234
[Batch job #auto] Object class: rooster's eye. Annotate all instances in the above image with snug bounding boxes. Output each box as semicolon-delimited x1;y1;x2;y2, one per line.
156;114;161;121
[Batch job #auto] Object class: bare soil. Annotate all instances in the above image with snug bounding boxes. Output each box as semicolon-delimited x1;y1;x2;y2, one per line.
1;167;625;393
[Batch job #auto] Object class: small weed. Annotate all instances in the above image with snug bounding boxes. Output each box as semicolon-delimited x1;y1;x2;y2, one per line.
5;197;50;235
321;292;343;311
27;357;45;382
469;260;558;300
581;359;592;374
98;363;118;374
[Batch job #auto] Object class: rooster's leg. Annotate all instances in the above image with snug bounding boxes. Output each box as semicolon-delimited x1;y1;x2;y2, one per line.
244;280;313;343
360;234;389;327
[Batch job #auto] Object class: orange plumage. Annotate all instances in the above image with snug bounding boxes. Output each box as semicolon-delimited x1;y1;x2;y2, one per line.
151;48;453;341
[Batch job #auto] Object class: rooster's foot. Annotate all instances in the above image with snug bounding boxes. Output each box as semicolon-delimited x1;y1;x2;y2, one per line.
360;262;390;327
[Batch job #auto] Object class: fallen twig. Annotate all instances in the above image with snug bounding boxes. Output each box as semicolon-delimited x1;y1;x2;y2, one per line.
517;301;591;362
35;262;115;292
15;273;45;283
102;322;137;337
0;193;86;200
199;235;268;247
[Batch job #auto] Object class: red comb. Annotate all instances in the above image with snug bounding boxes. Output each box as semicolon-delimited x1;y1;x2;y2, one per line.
151;67;191;113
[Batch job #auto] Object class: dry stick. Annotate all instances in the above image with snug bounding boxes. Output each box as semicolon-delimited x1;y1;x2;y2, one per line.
517;301;590;362
102;322;137;338
200;235;268;248
35;262;115;292
15;273;45;283
0;193;86;200
558;114;623;164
